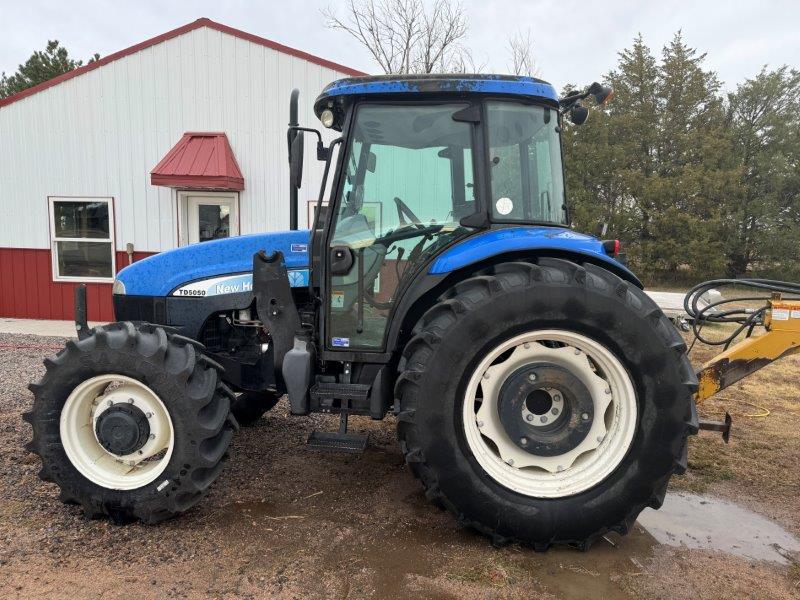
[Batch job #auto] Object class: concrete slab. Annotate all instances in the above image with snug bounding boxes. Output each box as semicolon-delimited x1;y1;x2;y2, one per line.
0;318;107;338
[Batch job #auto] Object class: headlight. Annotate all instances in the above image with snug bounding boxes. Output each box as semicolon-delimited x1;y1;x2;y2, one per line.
112;278;126;295
320;109;335;128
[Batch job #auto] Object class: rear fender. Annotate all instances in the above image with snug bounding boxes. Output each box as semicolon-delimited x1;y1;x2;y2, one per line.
386;231;642;360
428;227;640;286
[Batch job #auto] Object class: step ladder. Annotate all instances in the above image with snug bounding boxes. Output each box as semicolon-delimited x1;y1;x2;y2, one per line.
306;380;370;453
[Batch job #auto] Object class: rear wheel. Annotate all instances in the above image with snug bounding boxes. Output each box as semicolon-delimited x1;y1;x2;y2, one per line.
395;258;698;549
25;322;237;523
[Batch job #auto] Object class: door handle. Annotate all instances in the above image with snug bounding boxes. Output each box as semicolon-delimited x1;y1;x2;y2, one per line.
330;245;355;275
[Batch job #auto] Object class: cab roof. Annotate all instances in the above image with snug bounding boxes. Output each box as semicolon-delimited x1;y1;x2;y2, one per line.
313;74;559;125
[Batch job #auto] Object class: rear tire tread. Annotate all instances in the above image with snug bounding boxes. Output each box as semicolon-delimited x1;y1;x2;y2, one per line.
395;258;698;549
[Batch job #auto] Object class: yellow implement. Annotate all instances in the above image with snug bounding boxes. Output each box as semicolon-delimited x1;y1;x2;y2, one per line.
691;294;800;442
695;297;800;402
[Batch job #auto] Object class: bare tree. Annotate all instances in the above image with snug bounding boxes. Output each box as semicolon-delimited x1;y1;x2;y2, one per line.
508;29;538;77
323;0;474;74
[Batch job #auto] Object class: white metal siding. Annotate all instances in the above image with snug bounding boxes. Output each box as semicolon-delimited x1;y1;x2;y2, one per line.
0;26;350;252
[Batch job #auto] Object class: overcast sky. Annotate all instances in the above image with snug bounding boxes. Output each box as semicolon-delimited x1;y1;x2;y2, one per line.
2;0;798;92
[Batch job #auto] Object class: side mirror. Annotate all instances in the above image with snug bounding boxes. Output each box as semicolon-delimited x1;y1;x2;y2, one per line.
290;131;304;189
569;104;589;125
587;82;614;106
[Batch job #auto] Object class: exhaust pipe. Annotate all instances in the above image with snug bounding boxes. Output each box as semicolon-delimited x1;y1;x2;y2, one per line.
288;88;300;231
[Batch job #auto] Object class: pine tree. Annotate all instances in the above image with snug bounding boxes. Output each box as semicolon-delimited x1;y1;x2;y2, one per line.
563;32;739;284
0;40;98;99
726;66;800;277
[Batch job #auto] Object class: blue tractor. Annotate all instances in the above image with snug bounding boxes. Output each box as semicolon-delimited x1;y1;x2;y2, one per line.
26;75;696;550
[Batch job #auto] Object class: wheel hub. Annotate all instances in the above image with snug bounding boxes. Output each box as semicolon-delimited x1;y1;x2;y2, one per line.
497;364;593;456
467;332;638;497
60;375;175;490
95;404;151;456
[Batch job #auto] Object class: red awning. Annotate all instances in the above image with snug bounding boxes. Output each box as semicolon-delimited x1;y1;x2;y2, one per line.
151;132;244;190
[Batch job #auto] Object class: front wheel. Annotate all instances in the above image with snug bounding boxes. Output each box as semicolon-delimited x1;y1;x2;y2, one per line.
25;322;237;523
395;258;698;550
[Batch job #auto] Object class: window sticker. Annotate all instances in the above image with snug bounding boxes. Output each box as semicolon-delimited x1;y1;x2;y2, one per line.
291;244;308;253
331;290;345;309
495;197;513;215
332;337;350;348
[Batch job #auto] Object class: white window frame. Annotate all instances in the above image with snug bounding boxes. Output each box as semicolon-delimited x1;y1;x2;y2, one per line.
48;196;116;283
176;190;240;246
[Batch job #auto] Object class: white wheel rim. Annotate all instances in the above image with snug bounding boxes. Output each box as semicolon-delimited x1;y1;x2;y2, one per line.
60;374;175;490
463;329;637;498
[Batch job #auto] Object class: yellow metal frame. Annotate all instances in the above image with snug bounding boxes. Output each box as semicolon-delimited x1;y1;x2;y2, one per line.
695;298;800;402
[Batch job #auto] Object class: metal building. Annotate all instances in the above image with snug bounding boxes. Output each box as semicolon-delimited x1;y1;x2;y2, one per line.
0;18;363;321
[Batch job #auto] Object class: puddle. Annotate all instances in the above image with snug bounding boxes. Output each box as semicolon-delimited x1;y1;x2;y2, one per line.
638;492;800;564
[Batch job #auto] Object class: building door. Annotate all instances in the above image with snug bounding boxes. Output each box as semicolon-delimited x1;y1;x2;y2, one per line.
178;191;239;245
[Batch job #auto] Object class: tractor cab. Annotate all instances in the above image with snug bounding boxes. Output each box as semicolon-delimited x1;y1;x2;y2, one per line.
303;75;568;352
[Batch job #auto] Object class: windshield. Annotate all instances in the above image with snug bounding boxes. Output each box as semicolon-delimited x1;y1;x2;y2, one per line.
486;101;566;224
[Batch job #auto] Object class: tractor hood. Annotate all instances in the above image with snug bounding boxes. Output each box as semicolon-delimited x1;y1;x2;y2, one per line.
115;230;311;297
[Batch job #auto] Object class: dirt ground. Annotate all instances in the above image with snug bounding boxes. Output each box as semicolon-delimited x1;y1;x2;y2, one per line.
1;330;799;599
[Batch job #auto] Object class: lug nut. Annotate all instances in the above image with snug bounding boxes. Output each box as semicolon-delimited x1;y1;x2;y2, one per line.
597;435;605;443
149;433;155;440
528;373;537;382
551;408;559;416
507;459;515;466
557;465;565;472
574;349;581;355
477;421;484;428
581;412;590;421
605;387;612;395
523;343;530;349
146;412;153;419
483;372;490;380
128;398;134;404
525;414;534;422
520;437;528;446
540;416;548;423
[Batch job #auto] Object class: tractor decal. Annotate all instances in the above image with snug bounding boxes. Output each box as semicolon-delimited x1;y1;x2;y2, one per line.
171;269;310;296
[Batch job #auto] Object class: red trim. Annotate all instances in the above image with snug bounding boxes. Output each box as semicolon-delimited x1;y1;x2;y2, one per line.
151;175;243;190
0;17;366;110
0;247;156;321
151;133;244;191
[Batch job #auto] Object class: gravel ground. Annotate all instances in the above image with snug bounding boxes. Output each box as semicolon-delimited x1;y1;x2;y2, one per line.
1;331;798;599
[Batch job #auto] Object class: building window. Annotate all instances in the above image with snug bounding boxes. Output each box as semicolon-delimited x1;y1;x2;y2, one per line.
49;197;115;282
177;191;239;245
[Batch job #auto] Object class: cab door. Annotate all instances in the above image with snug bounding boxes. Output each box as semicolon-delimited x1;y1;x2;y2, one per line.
325;103;478;351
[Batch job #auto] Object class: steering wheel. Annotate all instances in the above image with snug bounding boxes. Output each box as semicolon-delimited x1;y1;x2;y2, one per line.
393;196;423;228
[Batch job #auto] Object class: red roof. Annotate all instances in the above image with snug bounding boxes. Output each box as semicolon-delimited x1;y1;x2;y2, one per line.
151;132;244;190
0;17;366;109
